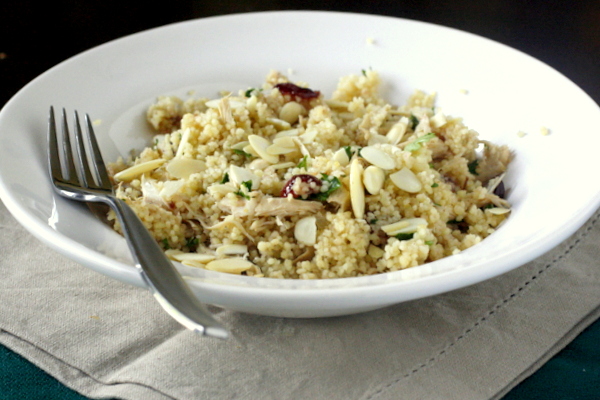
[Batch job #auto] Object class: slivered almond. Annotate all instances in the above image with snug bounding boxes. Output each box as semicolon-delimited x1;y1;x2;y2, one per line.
381;218;427;236
204;258;256;274
113;159;166;182
216;244;248;256
231;141;250;150
368;245;385;259
166;158;206;179
389;167;422;193
363;165;385;195
248;134;279;164
294;216;317;245
273;136;297;148
350;158;365;219
299;128;318;143
360;146;395;170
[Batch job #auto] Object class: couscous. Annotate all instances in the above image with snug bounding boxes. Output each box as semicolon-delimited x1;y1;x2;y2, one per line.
107;70;512;279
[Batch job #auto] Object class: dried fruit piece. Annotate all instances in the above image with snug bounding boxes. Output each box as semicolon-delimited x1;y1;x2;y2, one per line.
274;83;320;100
281;174;323;198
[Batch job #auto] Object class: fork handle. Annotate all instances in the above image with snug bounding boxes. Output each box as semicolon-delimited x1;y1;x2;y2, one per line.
106;196;228;339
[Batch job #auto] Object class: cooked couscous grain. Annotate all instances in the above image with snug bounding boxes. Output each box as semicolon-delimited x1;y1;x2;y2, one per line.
107;70;512;279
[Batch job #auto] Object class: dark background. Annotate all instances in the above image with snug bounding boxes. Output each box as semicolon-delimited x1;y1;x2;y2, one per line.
1;1;599;399
1;0;600;108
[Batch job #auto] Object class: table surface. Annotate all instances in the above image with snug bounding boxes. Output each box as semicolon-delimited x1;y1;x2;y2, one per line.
1;1;599;399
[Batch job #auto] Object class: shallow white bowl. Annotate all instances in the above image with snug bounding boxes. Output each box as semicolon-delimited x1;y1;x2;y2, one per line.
1;11;600;318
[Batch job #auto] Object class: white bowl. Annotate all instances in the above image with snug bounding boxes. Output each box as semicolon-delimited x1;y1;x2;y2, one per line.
1;11;600;318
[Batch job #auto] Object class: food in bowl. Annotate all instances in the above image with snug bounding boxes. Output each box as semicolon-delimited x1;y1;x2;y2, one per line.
107;70;512;279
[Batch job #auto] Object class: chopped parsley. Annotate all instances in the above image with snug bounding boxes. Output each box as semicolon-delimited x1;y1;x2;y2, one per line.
220;172;230;184
244;88;262;97
297;155;309;170
161;238;170;250
425;240;435;246
431;183;439;188
185;236;199;250
233;149;253;158
468;159;479;175
405;132;436;152
310;173;341;201
395;233;415;241
409;114;419;130
369;218;378;224
344;146;354;159
234;180;253;200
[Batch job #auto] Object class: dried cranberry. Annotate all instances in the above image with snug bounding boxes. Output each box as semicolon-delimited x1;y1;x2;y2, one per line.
274;83;320;100
493;181;506;199
281;174;323;198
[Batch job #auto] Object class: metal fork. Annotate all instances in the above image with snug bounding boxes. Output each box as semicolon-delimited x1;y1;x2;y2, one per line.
48;107;228;339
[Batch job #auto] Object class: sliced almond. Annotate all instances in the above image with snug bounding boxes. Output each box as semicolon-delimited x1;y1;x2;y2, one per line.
274;128;300;138
360;146;395;170
368;245;385;259
248;134;280;164
367;134;389;145
242;144;260;157
216;244;248;256
208;184;236;196
333;148;350;165
229;165;260;190
299;128;318;143
175;128;191;158
389;167;422;193
431;111;447;128
294;216;317;245
113;159;166;182
204;258;256;274
270;161;296;170
266;117;292;130
381;218;428;236
266;144;297;155
350;158;365;219
230;141;250;150
166;250;216;264
159;180;184;199
273;136;297;148
387;117;409;144
486;207;511;215
279;101;305;124
363;165;385;195
166;158;206;179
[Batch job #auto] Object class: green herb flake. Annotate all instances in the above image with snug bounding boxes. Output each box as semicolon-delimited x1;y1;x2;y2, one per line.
297;155;309;170
234;190;250;200
233;149;253;158
161;238;170;250
311;174;341;201
369;218;378;224
185;236;199;249
220;172;230;184
405;132;436;152
395;233;415;241
241;180;253;192
244;88;262;97
343;146;354;159
431;183;439;188
409;114;419;130
468;159;479;175
425;240;435;246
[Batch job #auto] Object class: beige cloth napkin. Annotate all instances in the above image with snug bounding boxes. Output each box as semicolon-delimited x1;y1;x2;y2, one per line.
1;199;599;400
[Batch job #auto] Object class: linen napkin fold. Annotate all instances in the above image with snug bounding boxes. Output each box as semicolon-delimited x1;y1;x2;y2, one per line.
1;200;599;400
